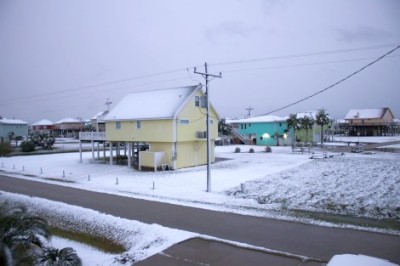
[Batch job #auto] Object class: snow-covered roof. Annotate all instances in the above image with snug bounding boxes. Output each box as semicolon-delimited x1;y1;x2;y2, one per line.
32;119;54;126
0;118;28;125
228;115;287;124
55;117;82;124
345;108;392;120
91;111;109;120
105;85;199;121
296;111;317;120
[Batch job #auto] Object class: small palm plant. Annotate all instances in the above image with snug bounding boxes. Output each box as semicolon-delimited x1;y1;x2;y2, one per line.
0;202;81;266
38;247;82;266
0;202;50;265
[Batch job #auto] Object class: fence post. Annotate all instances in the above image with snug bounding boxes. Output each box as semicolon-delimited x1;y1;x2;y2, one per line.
153;181;155;190
88;174;91;181
62;170;65;178
115;177;118;185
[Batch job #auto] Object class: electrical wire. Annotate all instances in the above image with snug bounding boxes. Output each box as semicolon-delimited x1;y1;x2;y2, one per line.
255;44;400;116
2;42;399;105
0;67;196;104
0;76;191;105
220;54;400;74
209;42;400;67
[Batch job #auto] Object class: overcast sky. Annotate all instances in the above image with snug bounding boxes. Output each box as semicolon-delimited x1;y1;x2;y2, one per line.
1;0;399;123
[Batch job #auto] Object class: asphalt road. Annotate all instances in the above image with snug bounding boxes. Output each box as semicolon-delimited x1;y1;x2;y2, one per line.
1;174;399;263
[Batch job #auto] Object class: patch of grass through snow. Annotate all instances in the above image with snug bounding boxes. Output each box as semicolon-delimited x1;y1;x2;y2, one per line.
44;178;75;183
50;227;126;254
289;209;400;231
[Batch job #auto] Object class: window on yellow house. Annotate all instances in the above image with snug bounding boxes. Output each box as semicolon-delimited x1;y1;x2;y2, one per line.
136;121;141;129
116;121;121;129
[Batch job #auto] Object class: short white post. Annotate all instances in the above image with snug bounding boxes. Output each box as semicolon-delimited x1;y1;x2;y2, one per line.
152;181;155;190
13;164;15;170
62;170;65;178
22;165;25;171
40;167;43;174
115;177;118;185
88;174;91;181
241;183;246;193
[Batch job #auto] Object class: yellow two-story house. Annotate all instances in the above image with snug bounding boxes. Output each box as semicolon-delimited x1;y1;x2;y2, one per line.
104;85;219;170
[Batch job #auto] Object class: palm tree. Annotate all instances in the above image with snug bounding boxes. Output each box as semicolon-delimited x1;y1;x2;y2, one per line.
300;115;314;143
315;108;330;147
0;202;81;266
286;114;300;144
0;202;50;265
38;247;82;266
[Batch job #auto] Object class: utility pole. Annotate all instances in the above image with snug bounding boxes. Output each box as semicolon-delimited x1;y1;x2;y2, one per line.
245;106;254;117
194;62;222;192
105;98;112;111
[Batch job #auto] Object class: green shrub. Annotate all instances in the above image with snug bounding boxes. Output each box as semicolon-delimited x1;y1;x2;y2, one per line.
265;146;272;153
20;141;35;152
249;148;255;153
0;142;12;156
234;147;241;153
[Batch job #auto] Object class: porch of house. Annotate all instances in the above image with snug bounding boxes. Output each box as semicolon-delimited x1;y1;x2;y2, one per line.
79;132;167;171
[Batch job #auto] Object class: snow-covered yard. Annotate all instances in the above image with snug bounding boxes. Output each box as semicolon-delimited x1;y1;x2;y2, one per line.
1;142;399;221
228;153;400;220
1;138;400;264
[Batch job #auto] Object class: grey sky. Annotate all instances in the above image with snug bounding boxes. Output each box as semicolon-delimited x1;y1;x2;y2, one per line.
1;0;399;123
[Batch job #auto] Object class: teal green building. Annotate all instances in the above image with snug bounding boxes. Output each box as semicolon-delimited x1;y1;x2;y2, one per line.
228;115;292;146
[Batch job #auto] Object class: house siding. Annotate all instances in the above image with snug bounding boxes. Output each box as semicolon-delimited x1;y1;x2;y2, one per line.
234;121;291;146
0;123;28;142
106;120;174;142
176;90;218;142
103;86;219;170
176;141;215;169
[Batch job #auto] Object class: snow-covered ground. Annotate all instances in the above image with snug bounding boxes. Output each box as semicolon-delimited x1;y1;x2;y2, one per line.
331;135;400;144
1;138;399;263
0;192;196;265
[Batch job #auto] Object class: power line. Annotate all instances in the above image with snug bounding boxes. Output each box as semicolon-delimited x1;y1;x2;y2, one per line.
257;44;400;116
0;67;195;104
209;42;400;67
2;42;399;105
0;76;191;105
221;54;400;74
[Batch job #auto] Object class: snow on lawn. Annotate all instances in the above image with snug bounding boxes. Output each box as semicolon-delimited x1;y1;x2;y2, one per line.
0;191;196;265
1;143;399;222
332;136;400;143
0;145;310;209
227;152;400;220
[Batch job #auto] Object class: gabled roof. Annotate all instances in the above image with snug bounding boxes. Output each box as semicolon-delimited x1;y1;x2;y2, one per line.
228;115;287;124
91;111;109;120
296;111;317;120
105;85;200;121
32;119;54;126
55;117;82;124
0;118;28;125
345;108;394;120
